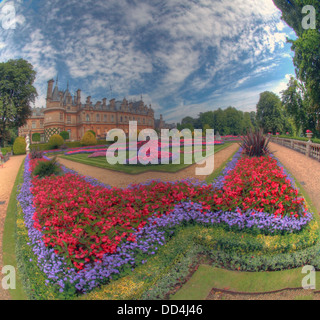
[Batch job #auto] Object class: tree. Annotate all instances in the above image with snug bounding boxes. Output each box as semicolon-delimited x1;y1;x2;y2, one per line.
60;131;70;141
0;59;37;147
256;91;284;134
290;30;320;132
281;76;306;134
273;0;320;134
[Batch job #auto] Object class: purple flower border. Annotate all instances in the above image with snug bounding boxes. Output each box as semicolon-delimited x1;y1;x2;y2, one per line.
17;148;313;294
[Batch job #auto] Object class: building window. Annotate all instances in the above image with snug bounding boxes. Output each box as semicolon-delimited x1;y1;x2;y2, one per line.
111;115;114;122
96;114;100;122
67;129;71;139
104;114;107;122
60;113;63;121
143;118;145;124
86;114;90;122
32;121;36;129
67;115;71;124
40;120;44;128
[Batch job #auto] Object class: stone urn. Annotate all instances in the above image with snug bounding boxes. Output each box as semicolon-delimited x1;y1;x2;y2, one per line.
306;130;313;141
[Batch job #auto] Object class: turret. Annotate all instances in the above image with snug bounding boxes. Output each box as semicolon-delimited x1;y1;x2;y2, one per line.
47;79;54;101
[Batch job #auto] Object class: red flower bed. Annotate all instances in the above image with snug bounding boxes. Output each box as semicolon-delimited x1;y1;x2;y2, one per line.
215;156;305;217
29;158;48;173
31;175;213;270
30;154;307;270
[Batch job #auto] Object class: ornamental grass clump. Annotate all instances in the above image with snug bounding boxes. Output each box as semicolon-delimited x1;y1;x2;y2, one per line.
32;156;62;178
30;146;44;159
240;128;270;157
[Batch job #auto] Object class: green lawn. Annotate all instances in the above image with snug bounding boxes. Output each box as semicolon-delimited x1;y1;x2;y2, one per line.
59;143;233;174
171;155;320;301
3;159;28;300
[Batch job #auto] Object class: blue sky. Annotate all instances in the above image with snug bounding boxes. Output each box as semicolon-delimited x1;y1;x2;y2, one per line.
0;0;296;123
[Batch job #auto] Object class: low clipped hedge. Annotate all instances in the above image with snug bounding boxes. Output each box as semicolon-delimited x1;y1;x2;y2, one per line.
30;140;108;152
274;135;320;144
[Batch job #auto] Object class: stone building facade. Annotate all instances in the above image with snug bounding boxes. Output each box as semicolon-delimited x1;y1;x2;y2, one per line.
19;79;157;143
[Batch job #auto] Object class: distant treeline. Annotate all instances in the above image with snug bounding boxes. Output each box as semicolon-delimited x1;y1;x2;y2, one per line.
177;106;257;136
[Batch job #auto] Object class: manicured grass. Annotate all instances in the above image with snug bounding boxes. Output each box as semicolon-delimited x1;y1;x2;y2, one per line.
59;143;233;174
171;266;305;300
2;159;28;300
171;153;320;301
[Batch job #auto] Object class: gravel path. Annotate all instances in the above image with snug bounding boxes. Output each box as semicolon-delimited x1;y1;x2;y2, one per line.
269;142;320;214
0;155;25;300
57;143;240;188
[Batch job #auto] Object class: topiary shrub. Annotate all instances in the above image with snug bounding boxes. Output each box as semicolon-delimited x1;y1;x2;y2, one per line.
60;131;69;141
32;157;62;178
81;131;97;146
87;130;96;137
47;134;64;150
13;137;27;155
32;133;41;143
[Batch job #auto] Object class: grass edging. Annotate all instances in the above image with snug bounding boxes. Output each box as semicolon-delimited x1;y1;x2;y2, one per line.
171;155;320;300
2;159;28;300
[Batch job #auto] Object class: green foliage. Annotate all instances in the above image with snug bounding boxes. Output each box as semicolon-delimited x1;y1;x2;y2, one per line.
1;146;12;156
273;1;320;136
240;128;271;157
32;157;62;178
88;130;96;137
32;133;41;143
81;131;97;146
13;137;26;155
256;91;284;133
47;134;64;150
0;59;37;147
177;107;255;136
59;131;70;141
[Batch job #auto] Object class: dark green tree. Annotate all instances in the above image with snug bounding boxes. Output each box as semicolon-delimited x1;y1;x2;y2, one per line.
281;76;306;134
256;91;284;134
273;0;320;133
0;59;37;147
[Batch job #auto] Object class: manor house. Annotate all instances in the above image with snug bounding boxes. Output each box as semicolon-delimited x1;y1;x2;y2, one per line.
19;79;160;143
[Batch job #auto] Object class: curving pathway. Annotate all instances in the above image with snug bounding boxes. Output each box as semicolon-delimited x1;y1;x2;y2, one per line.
57;143;240;188
269;142;320;214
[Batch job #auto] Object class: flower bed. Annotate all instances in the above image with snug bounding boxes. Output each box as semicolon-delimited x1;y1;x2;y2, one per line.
17;148;314;295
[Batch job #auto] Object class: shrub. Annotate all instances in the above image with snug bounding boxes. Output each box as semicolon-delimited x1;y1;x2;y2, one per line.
30;147;43;159
1;147;12;156
240;128;270;157
32;133;41;143
13;137;26;155
81;131;97;146
32;157;62;178
47;134;64;150
87;130;96;137
60;131;69;141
